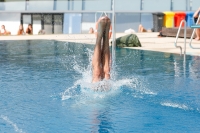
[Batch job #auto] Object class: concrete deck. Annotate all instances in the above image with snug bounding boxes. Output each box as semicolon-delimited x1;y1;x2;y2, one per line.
0;33;200;56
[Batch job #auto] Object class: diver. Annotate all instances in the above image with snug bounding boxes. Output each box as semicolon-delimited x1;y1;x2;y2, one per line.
92;16;112;83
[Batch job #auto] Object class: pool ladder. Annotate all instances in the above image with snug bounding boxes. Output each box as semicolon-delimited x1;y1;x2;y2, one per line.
174;14;200;56
174;20;186;56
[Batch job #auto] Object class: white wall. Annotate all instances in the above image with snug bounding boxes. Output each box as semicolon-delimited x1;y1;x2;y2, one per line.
0;13;21;35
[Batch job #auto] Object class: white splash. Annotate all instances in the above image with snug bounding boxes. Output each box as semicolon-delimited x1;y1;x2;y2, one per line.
161;102;189;110
1;115;26;133
61;44;156;101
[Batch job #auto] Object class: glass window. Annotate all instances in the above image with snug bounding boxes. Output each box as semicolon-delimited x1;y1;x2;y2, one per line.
43;14;53;34
0;2;5;10
143;0;171;11
4;0;25;11
56;0;82;11
28;0;54;11
32;14;42;35
116;13;140;32
23;14;31;33
141;13;153;31
56;0;68;10
173;0;186;11
192;0;199;11
115;0;141;11
72;0;82;10
81;13;95;33
83;0;111;11
63;13;82;34
54;14;63;34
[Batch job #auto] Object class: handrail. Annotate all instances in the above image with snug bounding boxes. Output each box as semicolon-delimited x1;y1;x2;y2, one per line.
189;14;200;49
174;20;187;56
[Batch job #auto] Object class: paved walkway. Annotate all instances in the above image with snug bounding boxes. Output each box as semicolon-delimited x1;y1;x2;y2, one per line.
0;33;200;56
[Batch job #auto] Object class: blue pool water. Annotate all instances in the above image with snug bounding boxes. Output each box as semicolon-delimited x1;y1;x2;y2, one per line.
0;40;200;133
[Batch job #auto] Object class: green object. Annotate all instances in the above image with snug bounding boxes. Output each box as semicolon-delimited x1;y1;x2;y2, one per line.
190;25;200;28
116;34;142;47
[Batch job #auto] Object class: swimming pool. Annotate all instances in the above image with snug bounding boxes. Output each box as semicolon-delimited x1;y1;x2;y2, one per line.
0;40;200;133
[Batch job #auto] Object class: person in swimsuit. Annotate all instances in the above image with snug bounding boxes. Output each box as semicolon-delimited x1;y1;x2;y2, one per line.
92;16;112;83
26;24;33;35
17;24;25;35
89;27;94;34
0;25;7;35
193;7;200;40
138;24;147;32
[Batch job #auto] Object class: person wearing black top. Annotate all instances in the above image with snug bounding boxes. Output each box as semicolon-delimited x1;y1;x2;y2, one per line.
193;7;200;40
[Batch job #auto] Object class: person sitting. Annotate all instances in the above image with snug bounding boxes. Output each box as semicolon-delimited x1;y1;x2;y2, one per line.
26;24;33;35
0;25;8;35
138;24;147;32
17;24;25;35
89;27;94;34
193;7;200;40
138;24;152;32
92;16;112;83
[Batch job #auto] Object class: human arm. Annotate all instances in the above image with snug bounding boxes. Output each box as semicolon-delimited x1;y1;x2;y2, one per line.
95;22;98;38
194;7;200;18
109;25;112;39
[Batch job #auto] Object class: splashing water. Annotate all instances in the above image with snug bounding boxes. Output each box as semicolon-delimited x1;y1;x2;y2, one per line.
61;44;154;101
1;115;26;133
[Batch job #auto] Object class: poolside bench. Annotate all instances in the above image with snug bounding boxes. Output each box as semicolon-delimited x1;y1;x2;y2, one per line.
161;27;196;38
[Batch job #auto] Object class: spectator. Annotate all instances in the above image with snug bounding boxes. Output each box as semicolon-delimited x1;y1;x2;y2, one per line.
193;7;200;40
138;24;152;33
17;24;25;35
138;24;147;32
26;24;33;35
89;27;94;34
0;25;7;35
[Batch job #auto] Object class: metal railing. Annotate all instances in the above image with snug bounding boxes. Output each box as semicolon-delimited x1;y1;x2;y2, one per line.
174;20;187;56
188;14;200;49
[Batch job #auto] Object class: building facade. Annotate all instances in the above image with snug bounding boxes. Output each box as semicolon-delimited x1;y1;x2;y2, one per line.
0;0;199;35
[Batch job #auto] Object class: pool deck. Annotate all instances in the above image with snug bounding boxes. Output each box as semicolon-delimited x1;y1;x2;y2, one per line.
0;33;200;56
